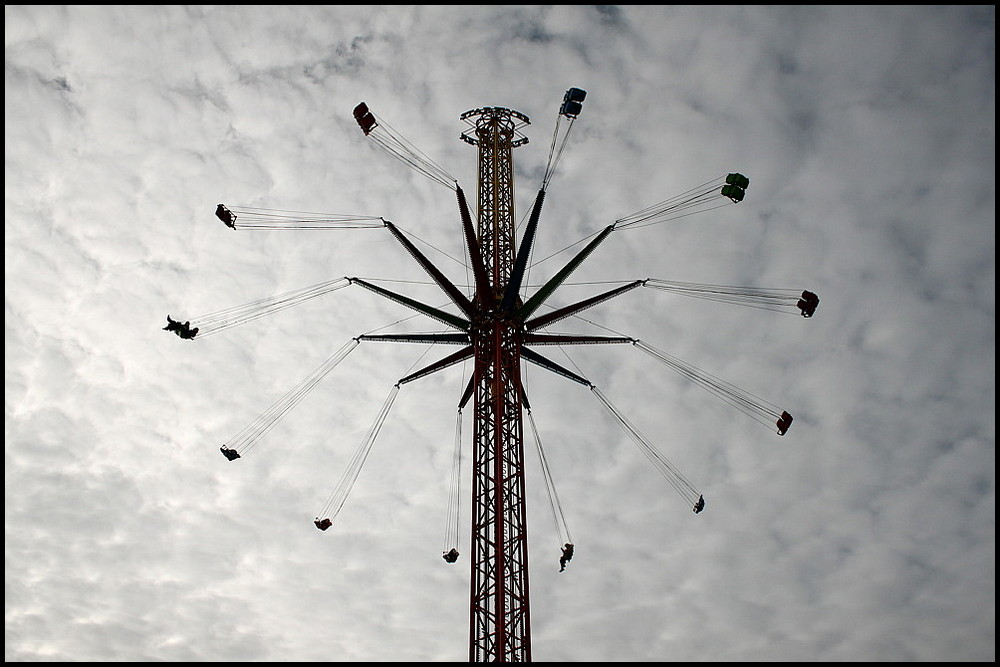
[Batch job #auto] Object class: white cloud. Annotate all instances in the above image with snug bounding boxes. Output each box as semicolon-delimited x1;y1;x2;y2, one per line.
5;4;994;662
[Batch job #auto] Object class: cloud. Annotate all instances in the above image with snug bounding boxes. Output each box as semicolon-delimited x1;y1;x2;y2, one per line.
5;5;994;662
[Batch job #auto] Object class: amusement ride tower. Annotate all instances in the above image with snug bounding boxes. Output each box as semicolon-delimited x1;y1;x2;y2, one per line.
462;106;533;661
172;88;817;662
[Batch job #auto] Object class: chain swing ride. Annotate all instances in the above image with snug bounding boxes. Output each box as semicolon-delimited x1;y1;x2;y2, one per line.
166;87;817;662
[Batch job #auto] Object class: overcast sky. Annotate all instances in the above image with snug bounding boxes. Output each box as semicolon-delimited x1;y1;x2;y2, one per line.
5;5;994;662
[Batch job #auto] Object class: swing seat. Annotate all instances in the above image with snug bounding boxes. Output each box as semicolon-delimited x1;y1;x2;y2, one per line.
776;411;793;436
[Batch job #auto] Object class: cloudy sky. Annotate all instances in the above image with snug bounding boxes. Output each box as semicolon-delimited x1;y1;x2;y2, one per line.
5;5;994;662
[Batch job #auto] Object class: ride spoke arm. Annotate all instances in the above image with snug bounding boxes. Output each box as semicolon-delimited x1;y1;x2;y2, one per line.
349;278;470;331
457;186;492;305
458;374;475;410
515;224;617;322
523;333;632;345
359;332;471;345
524;280;644;332
520;347;592;386
500;188;546;313
398;345;475;385
383;220;476;317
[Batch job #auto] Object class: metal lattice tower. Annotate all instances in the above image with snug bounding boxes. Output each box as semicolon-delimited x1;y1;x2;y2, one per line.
461;107;533;662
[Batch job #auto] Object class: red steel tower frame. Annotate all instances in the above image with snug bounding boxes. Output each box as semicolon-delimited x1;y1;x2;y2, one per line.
463;107;532;662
